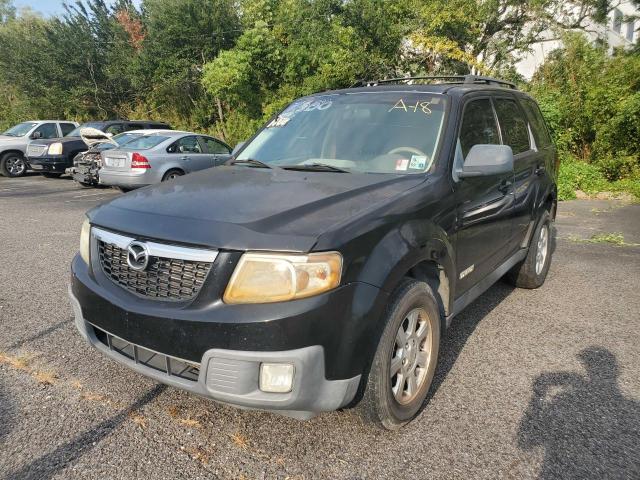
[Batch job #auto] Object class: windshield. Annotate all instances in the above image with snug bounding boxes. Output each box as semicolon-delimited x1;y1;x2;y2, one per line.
67;122;105;137
120;135;169;150
93;132;142;151
238;92;447;174
3;122;37;137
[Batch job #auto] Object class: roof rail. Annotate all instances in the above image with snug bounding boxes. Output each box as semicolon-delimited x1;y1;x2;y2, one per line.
353;75;517;90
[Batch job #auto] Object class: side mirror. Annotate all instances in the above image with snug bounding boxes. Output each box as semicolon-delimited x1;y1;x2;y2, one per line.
31;131;42;140
457;145;514;178
231;141;246;156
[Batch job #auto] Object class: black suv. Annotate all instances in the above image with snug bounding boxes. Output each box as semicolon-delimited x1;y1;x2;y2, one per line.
69;76;557;429
27;120;171;177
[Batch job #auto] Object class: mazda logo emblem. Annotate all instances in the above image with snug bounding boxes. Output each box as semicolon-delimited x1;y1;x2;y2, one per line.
126;241;150;271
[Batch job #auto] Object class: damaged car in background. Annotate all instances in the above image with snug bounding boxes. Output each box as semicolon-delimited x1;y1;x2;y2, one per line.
67;129;172;188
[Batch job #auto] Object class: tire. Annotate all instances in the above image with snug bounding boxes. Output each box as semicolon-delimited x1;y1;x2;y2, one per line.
0;152;27;178
358;279;441;430
506;210;552;289
42;172;62;179
162;169;184;182
77;181;93;188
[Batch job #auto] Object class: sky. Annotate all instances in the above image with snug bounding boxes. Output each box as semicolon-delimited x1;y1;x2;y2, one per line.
14;0;68;17
13;0;141;17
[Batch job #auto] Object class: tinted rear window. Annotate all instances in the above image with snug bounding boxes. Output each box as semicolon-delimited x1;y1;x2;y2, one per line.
521;98;552;148
494;98;531;155
121;135;170;150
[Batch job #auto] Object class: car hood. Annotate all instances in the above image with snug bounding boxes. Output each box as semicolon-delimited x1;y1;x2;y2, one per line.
89;166;425;251
0;135;27;145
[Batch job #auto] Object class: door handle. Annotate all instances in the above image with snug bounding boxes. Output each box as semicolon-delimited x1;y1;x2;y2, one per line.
180;156;189;161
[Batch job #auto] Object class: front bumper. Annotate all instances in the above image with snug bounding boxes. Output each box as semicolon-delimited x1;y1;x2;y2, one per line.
28;155;71;172
70;253;388;417
70;286;359;418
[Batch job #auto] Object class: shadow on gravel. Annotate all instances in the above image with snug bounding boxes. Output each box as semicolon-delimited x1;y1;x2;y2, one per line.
3;384;167;480
518;347;640;479
0;381;14;444
6;319;70;351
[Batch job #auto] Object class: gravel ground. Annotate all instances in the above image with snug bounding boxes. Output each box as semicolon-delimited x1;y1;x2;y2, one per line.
1;174;639;480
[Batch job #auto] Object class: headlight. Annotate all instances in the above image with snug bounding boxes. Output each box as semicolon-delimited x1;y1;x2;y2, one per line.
80;218;91;264
223;252;342;304
48;142;63;155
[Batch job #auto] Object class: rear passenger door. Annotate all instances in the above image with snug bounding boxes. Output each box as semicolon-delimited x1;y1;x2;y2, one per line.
199;136;231;166
492;96;539;249
453;96;516;294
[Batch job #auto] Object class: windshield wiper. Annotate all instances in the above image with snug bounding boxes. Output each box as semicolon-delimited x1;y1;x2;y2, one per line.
2;133;17;137
281;163;350;173
229;158;273;169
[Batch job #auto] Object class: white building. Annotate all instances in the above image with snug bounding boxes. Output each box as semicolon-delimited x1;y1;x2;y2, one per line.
516;1;639;79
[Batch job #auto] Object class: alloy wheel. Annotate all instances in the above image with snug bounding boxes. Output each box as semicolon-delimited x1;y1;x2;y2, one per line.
535;224;549;275
390;308;433;405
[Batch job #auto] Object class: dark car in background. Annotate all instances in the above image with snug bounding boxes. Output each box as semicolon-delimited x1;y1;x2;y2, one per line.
26;120;171;178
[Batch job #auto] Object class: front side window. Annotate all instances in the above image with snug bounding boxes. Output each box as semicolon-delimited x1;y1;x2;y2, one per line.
105;124;126;135
458;98;500;160
33;123;59;139
494;98;531;155
238;92;448;174
168;136;202;154
200;136;230;154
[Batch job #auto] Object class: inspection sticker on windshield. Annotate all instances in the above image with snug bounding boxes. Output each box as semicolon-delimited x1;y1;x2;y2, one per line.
409;155;430;170
266;116;291;128
395;159;409;171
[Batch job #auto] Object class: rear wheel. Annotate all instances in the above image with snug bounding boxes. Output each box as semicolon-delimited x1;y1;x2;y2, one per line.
42;172;62;179
162;169;184;181
507;210;552;288
0;152;27;177
358;279;441;430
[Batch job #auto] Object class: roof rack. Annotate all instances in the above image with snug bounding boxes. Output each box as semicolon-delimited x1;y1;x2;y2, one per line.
353;75;517;90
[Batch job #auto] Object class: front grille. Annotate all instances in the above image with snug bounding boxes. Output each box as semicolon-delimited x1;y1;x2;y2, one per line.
26;144;48;157
98;241;212;300
92;324;200;382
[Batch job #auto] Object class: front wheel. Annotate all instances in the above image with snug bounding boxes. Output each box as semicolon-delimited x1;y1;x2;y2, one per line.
358;279;441;430
0;153;27;177
507;210;553;288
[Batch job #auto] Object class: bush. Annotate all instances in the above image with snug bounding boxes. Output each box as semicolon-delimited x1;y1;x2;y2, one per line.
558;155;640;201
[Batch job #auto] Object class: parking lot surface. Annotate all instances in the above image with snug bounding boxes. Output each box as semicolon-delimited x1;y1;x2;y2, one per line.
1;174;639;479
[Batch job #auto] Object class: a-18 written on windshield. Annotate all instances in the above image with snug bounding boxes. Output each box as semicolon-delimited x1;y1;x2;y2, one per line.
237;92;448;174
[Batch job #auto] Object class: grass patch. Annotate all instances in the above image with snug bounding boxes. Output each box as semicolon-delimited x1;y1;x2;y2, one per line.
558;156;640;201
569;232;639;246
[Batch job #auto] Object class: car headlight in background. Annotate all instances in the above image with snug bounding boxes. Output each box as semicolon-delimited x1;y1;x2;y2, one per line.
48;142;63;155
223;252;342;304
80;218;91;264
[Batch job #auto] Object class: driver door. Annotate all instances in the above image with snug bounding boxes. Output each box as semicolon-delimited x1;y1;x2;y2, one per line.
453;97;516;294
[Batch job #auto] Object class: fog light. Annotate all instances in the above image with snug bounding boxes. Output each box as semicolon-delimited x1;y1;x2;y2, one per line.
259;363;294;393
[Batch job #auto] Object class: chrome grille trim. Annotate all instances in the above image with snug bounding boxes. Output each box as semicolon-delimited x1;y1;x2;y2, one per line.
90;323;200;382
92;227;218;262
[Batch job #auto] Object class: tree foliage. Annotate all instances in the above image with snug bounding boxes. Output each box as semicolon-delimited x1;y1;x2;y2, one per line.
0;0;638;159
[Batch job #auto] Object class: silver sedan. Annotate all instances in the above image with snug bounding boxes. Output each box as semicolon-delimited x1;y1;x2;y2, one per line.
99;131;231;190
